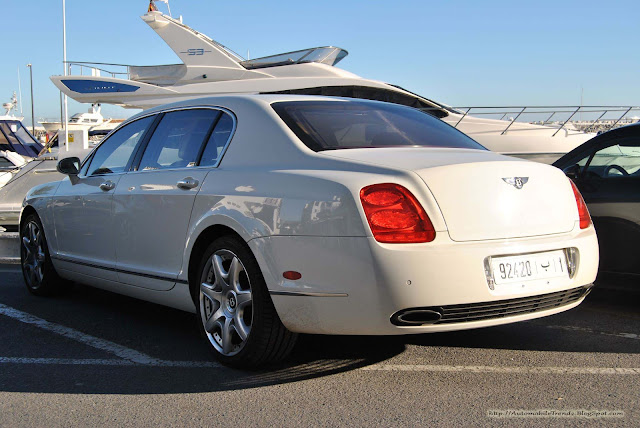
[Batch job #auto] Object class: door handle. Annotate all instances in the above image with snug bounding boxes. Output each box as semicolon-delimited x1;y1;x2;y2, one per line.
99;181;116;191
177;177;199;190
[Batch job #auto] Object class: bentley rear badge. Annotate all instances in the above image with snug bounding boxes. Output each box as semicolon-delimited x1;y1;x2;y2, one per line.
502;177;529;189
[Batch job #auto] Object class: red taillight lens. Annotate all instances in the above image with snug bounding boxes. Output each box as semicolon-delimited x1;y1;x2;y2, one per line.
360;183;435;243
570;180;591;229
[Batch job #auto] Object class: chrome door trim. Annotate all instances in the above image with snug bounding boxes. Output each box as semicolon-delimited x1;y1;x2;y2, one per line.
51;255;190;285
269;290;348;297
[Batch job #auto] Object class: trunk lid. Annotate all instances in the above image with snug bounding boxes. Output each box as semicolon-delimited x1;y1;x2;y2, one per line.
322;148;577;241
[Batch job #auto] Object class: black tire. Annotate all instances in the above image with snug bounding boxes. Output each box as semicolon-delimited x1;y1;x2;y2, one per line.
195;235;297;368
20;213;66;296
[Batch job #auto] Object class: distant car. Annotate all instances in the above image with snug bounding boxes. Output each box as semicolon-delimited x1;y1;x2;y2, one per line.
21;95;598;368
554;123;640;275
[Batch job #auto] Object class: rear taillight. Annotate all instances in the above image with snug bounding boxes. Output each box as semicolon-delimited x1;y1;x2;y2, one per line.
360;183;435;243
570;180;591;229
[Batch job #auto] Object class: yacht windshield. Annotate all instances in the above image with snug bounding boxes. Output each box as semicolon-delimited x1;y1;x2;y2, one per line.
241;47;347;70
273;100;485;152
0;121;42;157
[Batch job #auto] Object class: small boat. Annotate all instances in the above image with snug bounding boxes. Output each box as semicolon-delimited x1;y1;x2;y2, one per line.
39;103;123;137
0;92;42;160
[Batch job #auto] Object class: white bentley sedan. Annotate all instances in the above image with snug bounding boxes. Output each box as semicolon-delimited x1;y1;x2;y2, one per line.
20;95;599;367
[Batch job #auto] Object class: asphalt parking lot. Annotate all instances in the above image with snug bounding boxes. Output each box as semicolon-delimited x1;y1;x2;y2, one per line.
0;264;638;427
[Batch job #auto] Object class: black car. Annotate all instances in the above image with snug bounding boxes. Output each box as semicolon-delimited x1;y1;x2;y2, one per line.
554;123;640;275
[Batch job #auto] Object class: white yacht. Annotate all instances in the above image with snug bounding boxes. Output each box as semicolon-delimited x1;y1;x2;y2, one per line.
39;103;112;135
52;10;594;163
0;92;43;159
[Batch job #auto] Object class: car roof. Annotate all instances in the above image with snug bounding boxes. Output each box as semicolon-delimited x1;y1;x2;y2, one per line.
123;94;389;124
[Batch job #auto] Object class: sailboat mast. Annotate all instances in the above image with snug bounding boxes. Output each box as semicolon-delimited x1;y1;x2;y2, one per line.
62;0;69;151
17;66;23;115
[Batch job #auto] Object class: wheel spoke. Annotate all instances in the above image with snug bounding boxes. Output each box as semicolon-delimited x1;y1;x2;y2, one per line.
29;267;38;285
228;257;242;292
236;291;252;308
35;266;43;283
232;315;249;341
211;254;228;286
221;317;233;354
22;237;32;257
29;223;37;244
204;307;225;333
36;249;45;264
200;282;222;303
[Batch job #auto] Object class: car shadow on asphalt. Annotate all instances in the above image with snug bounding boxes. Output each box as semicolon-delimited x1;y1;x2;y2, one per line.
0;279;406;394
0;273;638;395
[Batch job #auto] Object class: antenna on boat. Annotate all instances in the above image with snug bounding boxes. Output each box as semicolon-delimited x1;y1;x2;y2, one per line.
62;0;69;151
17;66;23;115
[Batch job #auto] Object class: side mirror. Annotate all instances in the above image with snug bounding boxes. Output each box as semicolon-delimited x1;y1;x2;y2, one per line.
56;157;81;175
562;164;581;180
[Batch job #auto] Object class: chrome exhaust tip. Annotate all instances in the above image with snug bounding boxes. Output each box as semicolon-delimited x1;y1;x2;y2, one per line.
391;308;443;326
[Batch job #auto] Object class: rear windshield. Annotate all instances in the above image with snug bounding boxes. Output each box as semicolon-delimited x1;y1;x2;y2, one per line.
272;100;485;152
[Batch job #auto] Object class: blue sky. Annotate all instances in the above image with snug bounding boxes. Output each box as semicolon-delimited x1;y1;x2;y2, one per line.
2;0;638;125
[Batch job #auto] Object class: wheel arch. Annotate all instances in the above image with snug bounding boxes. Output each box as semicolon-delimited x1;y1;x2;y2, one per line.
186;223;248;301
19;205;38;229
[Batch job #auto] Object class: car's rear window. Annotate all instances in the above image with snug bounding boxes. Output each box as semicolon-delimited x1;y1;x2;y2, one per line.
272;100;485;152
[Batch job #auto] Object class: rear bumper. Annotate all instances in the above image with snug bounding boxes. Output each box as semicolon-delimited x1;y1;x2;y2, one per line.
390;285;593;326
249;225;598;335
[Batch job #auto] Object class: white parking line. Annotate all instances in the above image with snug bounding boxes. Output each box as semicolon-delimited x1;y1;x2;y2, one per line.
0;357;220;368
0;357;136;366
360;365;640;375
545;324;639;341
1;303;637;374
0;303;162;364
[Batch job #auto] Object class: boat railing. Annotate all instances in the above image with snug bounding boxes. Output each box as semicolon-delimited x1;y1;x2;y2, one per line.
64;61;132;79
452;105;640;135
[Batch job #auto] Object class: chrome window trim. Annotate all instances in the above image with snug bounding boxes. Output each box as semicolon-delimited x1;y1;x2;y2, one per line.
80;105;237;178
79;114;158;178
127;105;237;174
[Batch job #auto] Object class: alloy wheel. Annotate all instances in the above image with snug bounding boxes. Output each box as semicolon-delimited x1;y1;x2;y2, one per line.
21;221;45;289
199;249;253;356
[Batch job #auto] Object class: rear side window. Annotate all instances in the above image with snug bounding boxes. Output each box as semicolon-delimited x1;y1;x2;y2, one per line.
273;100;485;152
138;109;220;171
199;112;234;166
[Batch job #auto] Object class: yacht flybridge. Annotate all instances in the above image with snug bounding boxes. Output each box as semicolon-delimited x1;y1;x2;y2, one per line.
52;9;594;163
0;93;42;159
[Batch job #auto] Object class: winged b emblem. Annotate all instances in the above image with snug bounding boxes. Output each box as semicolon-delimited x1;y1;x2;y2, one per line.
502;177;529;189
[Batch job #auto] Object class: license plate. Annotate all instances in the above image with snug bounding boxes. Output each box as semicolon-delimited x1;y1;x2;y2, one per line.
491;250;568;285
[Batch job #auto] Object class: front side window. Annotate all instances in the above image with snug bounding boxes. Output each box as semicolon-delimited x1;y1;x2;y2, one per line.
87;116;154;176
138;109;220;171
273;100;485;152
